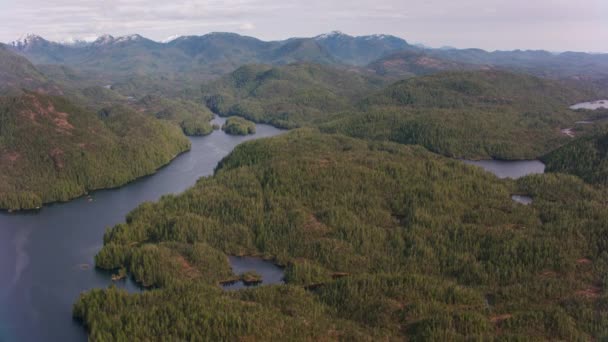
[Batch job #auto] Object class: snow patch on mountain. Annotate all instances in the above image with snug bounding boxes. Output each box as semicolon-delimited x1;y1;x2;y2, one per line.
10;34;46;48
315;31;349;40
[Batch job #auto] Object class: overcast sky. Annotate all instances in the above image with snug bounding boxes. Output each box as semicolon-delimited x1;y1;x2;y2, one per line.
1;0;606;52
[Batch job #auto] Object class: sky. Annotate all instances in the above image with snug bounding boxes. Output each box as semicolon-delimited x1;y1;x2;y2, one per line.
0;0;607;52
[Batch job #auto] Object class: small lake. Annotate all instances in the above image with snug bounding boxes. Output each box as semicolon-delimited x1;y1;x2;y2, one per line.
222;257;285;291
570;100;608;110
511;195;533;205
0;117;283;342
462;159;545;179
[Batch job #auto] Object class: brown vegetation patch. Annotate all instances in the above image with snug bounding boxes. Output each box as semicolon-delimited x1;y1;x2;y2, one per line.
18;95;74;132
176;255;199;278
331;272;349;279
383;59;407;68
3;151;20;163
303;214;329;235
540;270;557;278
21;109;37;122
48;103;74;132
317;158;332;168
576;258;592;265
49;148;65;169
490;314;512;323
417;56;447;69
575;286;602;299
54;117;74;132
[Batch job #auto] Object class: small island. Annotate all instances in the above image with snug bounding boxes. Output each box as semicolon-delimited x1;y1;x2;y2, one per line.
222;116;256;135
240;271;262;285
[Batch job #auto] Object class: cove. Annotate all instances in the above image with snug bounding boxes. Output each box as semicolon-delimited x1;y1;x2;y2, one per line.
0;117;283;342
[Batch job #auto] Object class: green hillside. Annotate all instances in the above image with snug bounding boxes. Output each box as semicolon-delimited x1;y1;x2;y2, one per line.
0;92;190;210
321;70;595;159
543;130;608;185
367;50;483;79
136;95;215;136
75;130;608;340
0;44;62;95
202;63;385;128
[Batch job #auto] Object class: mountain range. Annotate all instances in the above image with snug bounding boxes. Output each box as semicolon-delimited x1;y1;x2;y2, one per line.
6;31;608;84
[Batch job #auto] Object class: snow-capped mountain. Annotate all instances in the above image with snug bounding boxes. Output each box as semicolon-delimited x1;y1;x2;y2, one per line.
10;34;49;49
314;31;350;40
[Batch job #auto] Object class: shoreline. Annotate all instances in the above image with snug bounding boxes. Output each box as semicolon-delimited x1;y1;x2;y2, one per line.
1;145;192;213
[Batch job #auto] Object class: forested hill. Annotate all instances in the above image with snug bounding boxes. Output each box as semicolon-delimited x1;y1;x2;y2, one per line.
359;70;591;110
543;130;608;186
0;45;61;95
320;70;597;160
0;92;190;210
75;130;608;340
367;50;485;79
202;63;385;128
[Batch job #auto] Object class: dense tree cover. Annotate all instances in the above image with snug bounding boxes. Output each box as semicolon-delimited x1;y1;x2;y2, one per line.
136;95;215;136
221;116;256;135
204;67;598;159
543;129;608;186
0;45;64;96
367;50;483;79
0;92;190;210
76;130;608;340
202;63;386;129
320;70;597;159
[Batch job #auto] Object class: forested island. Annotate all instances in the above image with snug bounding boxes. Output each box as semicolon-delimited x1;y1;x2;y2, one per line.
221;116;256;135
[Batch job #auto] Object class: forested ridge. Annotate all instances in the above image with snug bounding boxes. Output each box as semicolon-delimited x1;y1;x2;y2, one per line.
75;130;608;340
319;70;598;160
0;92;190;210
202;63;386;129
543;129;608;186
204;66;598;159
136;95;215;136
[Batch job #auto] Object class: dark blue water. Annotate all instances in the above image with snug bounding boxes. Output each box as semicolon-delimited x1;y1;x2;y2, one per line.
222;257;285;291
0;117;283;342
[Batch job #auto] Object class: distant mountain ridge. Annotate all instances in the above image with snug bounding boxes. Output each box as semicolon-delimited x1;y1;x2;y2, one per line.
6;31;608;86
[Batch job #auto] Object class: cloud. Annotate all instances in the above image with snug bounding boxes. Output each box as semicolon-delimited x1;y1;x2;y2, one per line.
0;0;606;52
239;22;256;31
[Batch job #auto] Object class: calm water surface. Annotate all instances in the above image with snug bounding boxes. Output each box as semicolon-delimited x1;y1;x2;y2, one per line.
0;117;283;342
462;159;545;179
511;195;533;205
570;100;608;110
222;257;285;291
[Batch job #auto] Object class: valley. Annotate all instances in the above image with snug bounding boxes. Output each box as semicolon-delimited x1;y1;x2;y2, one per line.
0;28;607;341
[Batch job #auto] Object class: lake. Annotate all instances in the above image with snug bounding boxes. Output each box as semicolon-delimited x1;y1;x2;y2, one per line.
462;159;545;179
0;117;283;342
570;100;608;110
511;195;533;205
222;257;285;291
